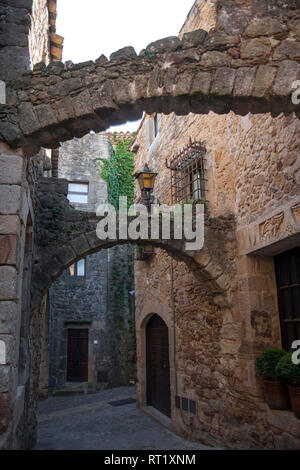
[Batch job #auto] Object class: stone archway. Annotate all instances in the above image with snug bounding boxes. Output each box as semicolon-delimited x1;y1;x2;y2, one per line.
32;177;234;311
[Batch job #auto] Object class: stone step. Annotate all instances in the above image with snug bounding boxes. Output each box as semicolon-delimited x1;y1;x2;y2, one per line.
52;389;95;398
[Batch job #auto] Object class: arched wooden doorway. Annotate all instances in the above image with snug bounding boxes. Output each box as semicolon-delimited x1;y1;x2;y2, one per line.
146;315;171;417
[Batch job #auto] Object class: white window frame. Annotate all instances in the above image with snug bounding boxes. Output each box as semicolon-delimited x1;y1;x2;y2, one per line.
67;182;89;204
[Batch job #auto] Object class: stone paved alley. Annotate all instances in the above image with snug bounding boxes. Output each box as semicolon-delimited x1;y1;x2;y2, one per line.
34;387;215;450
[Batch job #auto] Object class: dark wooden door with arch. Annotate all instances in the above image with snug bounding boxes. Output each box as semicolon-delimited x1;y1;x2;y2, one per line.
146;315;171;417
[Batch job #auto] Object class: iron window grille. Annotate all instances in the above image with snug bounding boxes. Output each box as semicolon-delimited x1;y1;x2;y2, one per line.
166;140;207;205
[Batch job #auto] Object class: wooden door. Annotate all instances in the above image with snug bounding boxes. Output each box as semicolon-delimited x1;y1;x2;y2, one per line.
67;329;89;382
146;315;171;417
275;247;300;350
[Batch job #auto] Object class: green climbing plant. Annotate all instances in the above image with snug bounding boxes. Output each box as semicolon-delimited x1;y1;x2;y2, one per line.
98;136;135;210
98;135;137;384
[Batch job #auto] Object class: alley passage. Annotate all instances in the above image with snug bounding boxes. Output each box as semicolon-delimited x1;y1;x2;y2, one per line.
35;386;214;450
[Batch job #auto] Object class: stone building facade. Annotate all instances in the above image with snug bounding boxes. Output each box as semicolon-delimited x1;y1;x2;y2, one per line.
132;0;300;450
0;0;63;82
0;0;63;449
47;133;135;394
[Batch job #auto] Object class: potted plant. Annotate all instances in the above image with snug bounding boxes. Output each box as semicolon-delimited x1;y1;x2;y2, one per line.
276;352;300;418
255;349;290;410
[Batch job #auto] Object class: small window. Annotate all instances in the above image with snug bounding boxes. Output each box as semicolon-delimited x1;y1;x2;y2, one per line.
154;114;159;138
147;113;160;149
69;259;86;277
166;141;206;204
67;182;88;204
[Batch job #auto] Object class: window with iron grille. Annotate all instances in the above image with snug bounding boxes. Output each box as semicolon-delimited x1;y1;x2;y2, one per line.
166;141;206;204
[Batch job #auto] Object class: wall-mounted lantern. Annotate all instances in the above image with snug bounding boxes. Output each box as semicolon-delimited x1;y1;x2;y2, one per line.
134;164;157;260
134;163;157;205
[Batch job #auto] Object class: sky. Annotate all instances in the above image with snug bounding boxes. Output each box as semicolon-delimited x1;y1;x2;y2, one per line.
56;0;195;132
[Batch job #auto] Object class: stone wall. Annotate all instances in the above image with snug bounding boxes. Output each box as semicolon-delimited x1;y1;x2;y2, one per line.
133;0;300;450
0;140;35;449
48;247;135;391
107;244;136;385
0;0;62;448
179;0;217;34
28;0;50;68
0;0;32;82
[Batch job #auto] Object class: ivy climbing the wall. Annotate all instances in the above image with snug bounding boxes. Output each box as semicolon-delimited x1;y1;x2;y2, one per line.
98;136;135;210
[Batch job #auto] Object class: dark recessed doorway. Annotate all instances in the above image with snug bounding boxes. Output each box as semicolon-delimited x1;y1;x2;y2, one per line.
146;315;171;417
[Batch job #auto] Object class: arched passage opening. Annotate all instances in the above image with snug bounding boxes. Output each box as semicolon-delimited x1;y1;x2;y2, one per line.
32;238;229;450
44;245;136;396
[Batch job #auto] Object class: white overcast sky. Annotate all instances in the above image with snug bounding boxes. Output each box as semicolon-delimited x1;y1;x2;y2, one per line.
56;0;195;132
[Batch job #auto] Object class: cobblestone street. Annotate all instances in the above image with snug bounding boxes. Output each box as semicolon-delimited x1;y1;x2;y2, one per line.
35;387;214;450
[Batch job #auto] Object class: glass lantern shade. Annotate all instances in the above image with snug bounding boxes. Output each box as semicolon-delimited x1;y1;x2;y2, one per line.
135;164;157;192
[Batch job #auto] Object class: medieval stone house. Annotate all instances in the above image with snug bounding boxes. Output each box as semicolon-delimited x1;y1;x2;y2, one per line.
0;0;300;451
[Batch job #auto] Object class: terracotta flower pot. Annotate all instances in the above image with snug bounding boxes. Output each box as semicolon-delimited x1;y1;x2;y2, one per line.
288;385;300;418
264;380;290;410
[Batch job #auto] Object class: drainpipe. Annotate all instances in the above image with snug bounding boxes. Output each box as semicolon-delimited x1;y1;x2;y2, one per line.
170;257;178;397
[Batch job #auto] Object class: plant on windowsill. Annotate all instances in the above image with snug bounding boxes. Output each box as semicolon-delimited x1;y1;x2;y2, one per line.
156;198;207;224
276;352;300;418
255;348;290;411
